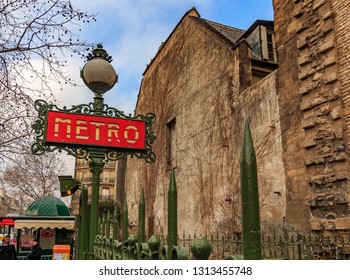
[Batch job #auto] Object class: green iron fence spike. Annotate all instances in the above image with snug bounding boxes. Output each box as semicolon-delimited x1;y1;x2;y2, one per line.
167;168;177;259
112;205;119;241
240;119;262;260
106;209;111;238
122;200;128;244
138;189;146;243
101;211;106;236
77;186;89;259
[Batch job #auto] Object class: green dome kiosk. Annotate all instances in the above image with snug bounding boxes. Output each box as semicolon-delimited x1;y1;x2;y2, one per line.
25;196;71;216
14;197;75;259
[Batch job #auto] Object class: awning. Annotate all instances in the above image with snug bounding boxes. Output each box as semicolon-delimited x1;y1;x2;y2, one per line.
14;219;75;230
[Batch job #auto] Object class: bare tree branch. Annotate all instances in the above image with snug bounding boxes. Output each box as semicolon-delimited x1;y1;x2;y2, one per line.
0;0;96;162
2;150;66;200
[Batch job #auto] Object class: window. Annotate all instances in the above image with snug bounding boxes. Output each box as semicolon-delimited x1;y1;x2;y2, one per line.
260;25;277;63
101;188;110;199
102;172;109;183
166;118;177;169
266;32;275;62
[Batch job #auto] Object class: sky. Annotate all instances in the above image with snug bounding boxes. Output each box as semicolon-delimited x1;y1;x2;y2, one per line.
57;0;274;174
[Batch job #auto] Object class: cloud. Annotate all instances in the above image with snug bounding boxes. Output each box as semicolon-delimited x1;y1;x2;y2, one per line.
26;0;274;118
52;58;93;107
39;0;273;174
64;0;273;114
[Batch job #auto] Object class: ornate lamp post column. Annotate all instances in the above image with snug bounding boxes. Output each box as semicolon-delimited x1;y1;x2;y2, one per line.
80;44;118;259
31;44;156;260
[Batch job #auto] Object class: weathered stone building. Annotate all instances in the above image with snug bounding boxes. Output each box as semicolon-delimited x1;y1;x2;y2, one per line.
0;187;28;216
72;159;116;215
274;0;350;233
123;8;284;236
122;1;350;236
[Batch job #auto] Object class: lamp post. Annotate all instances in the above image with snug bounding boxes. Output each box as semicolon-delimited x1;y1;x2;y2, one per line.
80;44;118;259
31;44;156;260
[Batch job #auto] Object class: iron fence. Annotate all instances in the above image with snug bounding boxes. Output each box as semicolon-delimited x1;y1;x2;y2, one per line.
80;121;350;260
177;232;243;260
175;230;350;260
93;229;350;260
260;231;350;260
90;167;350;260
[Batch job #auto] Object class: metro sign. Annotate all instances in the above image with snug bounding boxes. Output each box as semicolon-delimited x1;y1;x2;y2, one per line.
45;111;146;150
32;99;156;163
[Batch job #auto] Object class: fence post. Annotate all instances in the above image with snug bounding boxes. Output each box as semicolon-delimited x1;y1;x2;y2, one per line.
168;168;177;259
240;119;262;259
77;186;89;259
138;189;146;243
101;211;106;236
137;189;146;259
96;215;100;236
106;209;111;238
113;205;119;241
122;201;128;243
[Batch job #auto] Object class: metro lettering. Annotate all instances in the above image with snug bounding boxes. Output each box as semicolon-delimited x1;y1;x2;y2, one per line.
45;111;146;150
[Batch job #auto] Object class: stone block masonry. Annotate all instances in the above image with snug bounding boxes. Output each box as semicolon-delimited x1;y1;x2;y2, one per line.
293;0;350;231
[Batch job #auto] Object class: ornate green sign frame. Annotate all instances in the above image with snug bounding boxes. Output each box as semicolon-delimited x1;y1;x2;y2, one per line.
31;99;156;163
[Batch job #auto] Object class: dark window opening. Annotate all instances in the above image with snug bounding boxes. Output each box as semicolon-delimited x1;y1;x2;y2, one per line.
166;118;177;170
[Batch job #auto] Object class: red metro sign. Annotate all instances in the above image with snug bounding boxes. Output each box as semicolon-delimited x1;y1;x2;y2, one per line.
45;111;146;150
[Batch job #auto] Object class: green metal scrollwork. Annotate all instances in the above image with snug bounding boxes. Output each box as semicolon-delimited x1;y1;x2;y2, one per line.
94;232;217;260
171;246;188;260
106;112;157;163
31;99;157;163
31;99;90;159
87;43;113;63
190;236;212;260
147;235;161;260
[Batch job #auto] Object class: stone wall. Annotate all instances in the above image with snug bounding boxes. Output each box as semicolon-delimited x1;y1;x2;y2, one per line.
127;12;243;236
274;0;350;232
273;0;309;231
125;11;286;236
123;1;350;236
237;72;286;225
331;0;350;156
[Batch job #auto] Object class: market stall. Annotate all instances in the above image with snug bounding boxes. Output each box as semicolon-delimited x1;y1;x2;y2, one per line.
13;196;75;259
